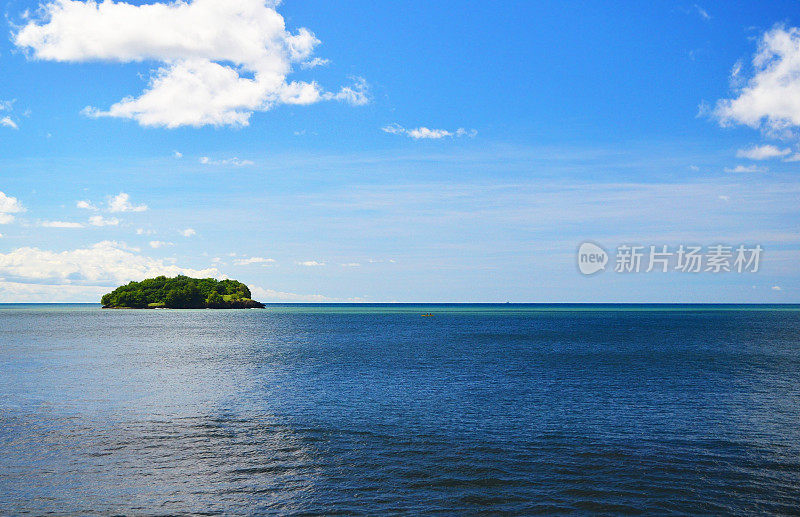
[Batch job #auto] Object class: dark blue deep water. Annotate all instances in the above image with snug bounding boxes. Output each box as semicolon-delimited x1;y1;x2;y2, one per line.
2;304;800;515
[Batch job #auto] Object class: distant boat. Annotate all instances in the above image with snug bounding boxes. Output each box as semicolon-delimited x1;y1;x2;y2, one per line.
421;313;434;317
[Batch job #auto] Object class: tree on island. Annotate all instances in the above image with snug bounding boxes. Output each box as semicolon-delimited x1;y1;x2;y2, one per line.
101;275;265;309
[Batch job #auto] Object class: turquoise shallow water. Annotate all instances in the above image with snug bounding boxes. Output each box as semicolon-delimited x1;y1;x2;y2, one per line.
1;304;800;514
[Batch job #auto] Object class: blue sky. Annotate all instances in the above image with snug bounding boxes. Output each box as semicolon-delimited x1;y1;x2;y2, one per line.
0;0;798;302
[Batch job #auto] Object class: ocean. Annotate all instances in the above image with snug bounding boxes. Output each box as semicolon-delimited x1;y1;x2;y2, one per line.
1;304;799;514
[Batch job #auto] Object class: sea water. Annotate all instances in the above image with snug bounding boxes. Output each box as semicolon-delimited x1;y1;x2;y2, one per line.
1;304;800;514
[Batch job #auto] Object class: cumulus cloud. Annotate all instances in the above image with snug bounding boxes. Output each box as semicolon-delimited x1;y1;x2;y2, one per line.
713;26;800;137
0;241;219;287
0;191;25;224
323;76;369;106
41;220;85;228
234;256;276;266
148;240;173;248
382;123;477;140
108;192;147;212
76;199;98;210
181;228;196;237
13;0;368;128
199;156;254;167
772;285;782;291
340;262;360;267
89;215;120;226
296;260;325;266
173;150;183;159
736;144;791;159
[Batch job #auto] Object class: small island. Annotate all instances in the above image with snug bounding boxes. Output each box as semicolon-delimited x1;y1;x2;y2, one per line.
101;276;265;309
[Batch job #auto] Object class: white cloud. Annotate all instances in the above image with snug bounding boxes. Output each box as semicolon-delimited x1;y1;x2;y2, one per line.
713;26;800;136
248;285;329;302
181;228;196;237
1;116;18;129
14;0;367;128
341;262;361;267
296;260;325;267
382;123;477;140
718;195;730;201
0;191;25;224
0;100;18;129
234;256;276;266
724;164;768;173
108;192;147;212
136;227;155;235
41;220;84;228
0;281;110;303
148;240;173;248
694;5;710;20
0;192;24;214
772;285;782;291
199;156;254;167
322;76;370;106
173;150;183;159
249;284;365;303
89;215;120;226
76;199;98;210
379;124;404;135
783;153;800;162
301;57;329;69
729;60;744;88
736;144;791;160
0;241;219;288
409;127;453;139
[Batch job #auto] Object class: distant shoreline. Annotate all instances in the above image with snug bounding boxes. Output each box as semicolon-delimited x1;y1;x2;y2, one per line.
2;302;799;309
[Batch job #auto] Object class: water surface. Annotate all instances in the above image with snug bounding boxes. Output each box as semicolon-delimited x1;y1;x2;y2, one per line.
1;304;800;514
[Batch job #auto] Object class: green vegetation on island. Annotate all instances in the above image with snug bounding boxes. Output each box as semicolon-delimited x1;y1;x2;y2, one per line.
101;276;265;309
